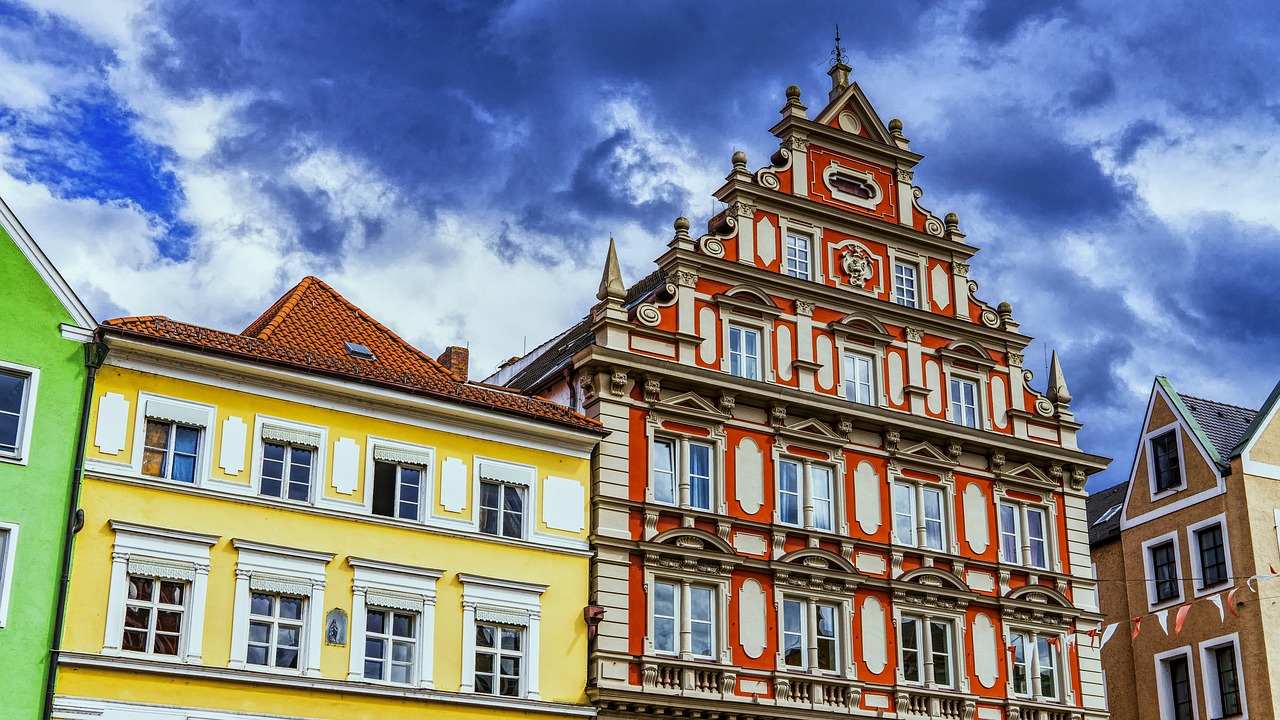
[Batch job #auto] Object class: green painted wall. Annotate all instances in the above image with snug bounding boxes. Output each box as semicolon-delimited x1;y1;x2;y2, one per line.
0;226;88;719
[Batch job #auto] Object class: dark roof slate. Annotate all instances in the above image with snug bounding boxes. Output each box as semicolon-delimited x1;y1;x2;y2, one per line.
1176;393;1257;463
1086;481;1128;546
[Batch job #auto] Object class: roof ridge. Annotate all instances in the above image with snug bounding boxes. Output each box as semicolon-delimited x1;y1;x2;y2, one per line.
104;315;168;326
1175;393;1258;414
243;276;317;341
307;277;461;382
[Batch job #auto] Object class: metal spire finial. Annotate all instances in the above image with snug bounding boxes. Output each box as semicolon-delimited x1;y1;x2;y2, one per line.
831;24;849;68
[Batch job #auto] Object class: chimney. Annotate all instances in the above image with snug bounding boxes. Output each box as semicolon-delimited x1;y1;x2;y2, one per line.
437;346;469;380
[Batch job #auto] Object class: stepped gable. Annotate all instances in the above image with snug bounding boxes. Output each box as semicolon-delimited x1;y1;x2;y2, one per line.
101;277;603;434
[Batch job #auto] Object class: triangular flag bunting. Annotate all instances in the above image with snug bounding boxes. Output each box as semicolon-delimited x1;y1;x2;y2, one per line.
1174;603;1192;635
1066;634;1077;649
1086;628;1099;648
1131;617;1143;641
1209;593;1224;622
1101;623;1117;648
1046;636;1060;649
1155;609;1169;634
1228;585;1244;617
1270;564;1276;574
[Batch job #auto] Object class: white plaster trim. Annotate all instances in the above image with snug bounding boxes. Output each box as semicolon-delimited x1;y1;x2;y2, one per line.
458;573;546;699
129;392;217;487
894;609;963;691
643;569;730;664
889;472;958;555
363;436;436;520
60;323;94;342
0;521;17;627
1153;645;1200;720
1145;421;1189;498
51;660;598;716
1196;632;1247;720
647;422;727;515
886;248;928;311
774;592;855;679
471;457;536;539
771;450;846;535
248;414;329;508
0;194;96;328
1240;389;1280;480
102;346;598;458
0;359;39;466
1140;529;1185;610
836;345;885;409
348;557;442;688
1186;514;1233;598
229;539;333;676
1003;626;1067;702
103;522;217;663
943;366;990;432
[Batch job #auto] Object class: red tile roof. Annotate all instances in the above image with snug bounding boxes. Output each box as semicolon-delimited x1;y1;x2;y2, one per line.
101;277;604;435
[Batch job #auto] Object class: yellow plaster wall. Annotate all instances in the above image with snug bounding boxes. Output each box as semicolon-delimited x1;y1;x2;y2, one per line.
85;366;590;539
1250;408;1280;466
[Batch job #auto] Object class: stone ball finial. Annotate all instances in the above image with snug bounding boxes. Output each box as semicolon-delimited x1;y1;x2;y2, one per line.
786;85;802;101
997;301;1012;313
674;216;691;233
944;212;959;225
888;118;903;133
731;150;748;167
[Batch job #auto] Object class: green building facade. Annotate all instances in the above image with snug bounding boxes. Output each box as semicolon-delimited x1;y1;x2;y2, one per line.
0;196;94;719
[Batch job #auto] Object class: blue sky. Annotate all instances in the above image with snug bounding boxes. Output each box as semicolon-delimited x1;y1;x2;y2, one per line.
2;0;1278;490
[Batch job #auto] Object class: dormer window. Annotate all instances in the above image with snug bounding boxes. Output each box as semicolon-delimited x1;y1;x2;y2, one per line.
344;342;376;361
829;173;874;199
1151;431;1181;492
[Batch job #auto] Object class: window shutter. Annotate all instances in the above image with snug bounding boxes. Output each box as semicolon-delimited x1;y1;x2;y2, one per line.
261;423;322;448
145;399;209;428
476;606;530;627
127;556;197;582
373;445;433;467
478;460;532;487
366;589;425;613
249;573;312;596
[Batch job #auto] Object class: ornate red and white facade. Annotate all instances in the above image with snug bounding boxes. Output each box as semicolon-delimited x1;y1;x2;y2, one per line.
494;60;1110;720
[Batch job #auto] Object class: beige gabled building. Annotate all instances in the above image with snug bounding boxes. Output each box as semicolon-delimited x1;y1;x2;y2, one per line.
1089;376;1280;719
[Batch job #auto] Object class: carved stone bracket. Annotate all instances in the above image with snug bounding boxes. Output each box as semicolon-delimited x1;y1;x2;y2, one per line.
718;393;736;415
1070;467;1087;491
952;261;969;278
643;376;662;404
905;327;925;343
896;168;915;183
770;403;788;430
673;269;698;288
609;368;628;397
947;442;963;463
795;299;816;317
1007;351;1024;367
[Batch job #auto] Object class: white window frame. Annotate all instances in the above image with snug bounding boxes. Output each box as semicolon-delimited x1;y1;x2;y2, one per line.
774;456;840;533
727;324;763;381
1198;633;1246;720
364;437;435;523
131;393;216;486
948;375;981;429
646;573;724;662
1187;514;1232;597
1007;628;1065;702
458;573;546;700
892;476;953;553
1141;530;1184;610
889;253;926;310
347;557;442;688
1155;646;1200;720
249;415;328;507
777;593;852;677
998;500;1053;570
650;435;717;512
0;522;18;627
784;232;813;280
842;350;877;406
101;521;217;664
1146;422;1187;498
472;457;535;540
897;612;959;689
228;539;333;677
0;360;39;465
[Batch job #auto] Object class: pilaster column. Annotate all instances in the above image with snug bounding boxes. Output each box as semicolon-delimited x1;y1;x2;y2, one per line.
347;585;368;681
187;562;210;663
228;569;251;668
101;551;129;653
304;580;325;677
460;601;477;691
526;610;542;700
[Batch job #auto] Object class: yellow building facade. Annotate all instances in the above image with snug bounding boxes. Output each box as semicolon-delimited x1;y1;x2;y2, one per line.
53;277;605;720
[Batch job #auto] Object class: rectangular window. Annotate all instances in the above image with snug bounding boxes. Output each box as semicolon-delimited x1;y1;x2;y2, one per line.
843;352;875;405
894;483;915;546
784;234;812;279
689;585;715;659
689;442;712;511
121;575;186;656
811;466;834;532
1037;635;1058;699
371;461;424;521
653;581;678;654
478;480;525;539
950;378;979;428
247;592;304;669
364;607;416;684
1011;633;1030;696
728;325;761;381
815;602;838;672
652;438;677;505
1151;541;1179;603
782;598;840;672
1196;524;1228;589
474;622;522;697
652;438;714;510
0;526;11;625
922;488;945;551
0;370;31;458
893;262;918;308
1212;644;1242;717
1166;655;1192;720
779;460;801;526
782;598;805;668
900;616;953;687
1000;504;1049;569
260;442;313;502
1152;431;1181;491
141;420;201;483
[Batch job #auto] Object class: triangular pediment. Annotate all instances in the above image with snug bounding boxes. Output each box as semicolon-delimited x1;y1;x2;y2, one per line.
815;81;893;145
653;390;728;422
896;439;956;467
780;416;845;446
999;461;1054;486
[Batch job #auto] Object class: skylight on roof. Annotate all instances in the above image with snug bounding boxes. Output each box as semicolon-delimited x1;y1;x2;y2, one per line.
1093;504;1122;526
344;342;376;361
